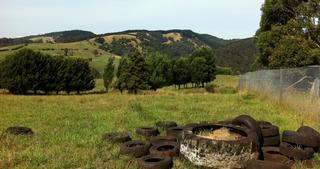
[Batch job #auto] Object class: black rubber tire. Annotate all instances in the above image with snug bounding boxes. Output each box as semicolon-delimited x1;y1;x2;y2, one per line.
297;126;320;152
282;130;318;147
261;125;279;137
166;127;184;139
231;115;263;144
5;127;33;135
155;121;177;130
149;142;179;158
262;147;294;167
216;120;233;125
136;127;159;137
138;155;173;169
279;142;314;160
102;132;131;143
263;135;280;146
258;121;272;126
120;140;151;158
246;160;290;169
150;136;178;146
183;123;198;128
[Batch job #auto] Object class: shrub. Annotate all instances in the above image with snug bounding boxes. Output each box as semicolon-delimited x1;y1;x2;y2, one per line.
205;83;216;93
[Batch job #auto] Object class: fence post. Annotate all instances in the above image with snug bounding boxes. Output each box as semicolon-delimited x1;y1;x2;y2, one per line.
279;69;283;103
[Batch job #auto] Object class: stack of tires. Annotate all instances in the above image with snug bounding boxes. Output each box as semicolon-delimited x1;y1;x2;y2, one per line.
259;122;280;147
280;126;320;161
230;116;320;169
248;120;320;169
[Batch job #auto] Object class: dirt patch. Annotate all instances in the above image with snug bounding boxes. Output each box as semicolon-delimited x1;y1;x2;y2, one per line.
198;127;243;141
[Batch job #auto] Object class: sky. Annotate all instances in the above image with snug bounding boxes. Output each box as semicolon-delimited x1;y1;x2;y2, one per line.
0;0;265;39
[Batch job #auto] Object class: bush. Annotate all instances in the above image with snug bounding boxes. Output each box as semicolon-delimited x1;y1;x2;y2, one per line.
205;83;238;94
205;83;216;93
216;66;233;75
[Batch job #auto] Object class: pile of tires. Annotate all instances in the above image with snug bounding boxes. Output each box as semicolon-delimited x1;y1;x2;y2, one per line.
253;122;320;169
101;117;320;169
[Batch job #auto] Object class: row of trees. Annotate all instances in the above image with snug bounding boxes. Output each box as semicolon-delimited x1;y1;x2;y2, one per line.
0;49;95;94
103;48;217;93
254;0;320;69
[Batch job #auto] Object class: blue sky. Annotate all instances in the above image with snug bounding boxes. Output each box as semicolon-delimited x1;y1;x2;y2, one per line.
0;0;265;39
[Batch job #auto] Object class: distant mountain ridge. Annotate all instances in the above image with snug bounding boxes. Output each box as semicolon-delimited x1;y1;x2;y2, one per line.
0;30;95;47
0;29;257;72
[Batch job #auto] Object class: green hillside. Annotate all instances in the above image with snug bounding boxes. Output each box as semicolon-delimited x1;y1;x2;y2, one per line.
215;38;257;73
0;29;257;73
0;40;119;75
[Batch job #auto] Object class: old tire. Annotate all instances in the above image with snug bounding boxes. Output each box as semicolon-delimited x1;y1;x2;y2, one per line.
150;136;178;146
138;155;173;169
261;125;279;137
102;132;131;143
136;127;159;137
5;127;33;135
216;119;233;125
120;140;151;158
297;126;320;152
262;147;294;167
232;115;263;143
180;124;259;168
166;127;184;139
279;142;314;160
246;160;290;169
258;121;272;126
149;142;179;158
282;130;318;147
263;135;280;146
155;121;177;130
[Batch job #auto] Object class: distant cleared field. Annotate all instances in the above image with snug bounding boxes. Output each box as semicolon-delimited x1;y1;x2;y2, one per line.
0;41;120;75
0;76;319;169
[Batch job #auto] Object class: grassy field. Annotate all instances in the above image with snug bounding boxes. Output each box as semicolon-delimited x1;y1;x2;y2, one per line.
0;76;319;169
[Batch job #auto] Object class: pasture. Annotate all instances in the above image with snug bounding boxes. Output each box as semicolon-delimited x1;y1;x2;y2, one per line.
0;76;319;169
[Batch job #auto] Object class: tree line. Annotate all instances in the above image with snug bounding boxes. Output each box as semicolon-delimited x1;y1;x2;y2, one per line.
103;48;217;94
0;49;95;94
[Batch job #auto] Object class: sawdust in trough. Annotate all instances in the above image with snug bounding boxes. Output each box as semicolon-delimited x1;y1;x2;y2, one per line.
198;127;243;141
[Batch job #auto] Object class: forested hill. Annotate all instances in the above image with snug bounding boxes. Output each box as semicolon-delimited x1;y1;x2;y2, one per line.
215;38;258;73
0;29;257;73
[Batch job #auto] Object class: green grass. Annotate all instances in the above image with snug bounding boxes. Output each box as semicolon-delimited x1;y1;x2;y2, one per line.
0;76;319;169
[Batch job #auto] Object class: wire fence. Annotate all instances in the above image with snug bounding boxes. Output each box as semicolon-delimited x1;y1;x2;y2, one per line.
240;66;320;120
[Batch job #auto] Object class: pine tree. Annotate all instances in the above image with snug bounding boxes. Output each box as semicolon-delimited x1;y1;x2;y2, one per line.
103;57;115;92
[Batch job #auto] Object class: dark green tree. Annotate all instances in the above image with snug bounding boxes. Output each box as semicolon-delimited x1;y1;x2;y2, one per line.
190;57;207;87
116;52;150;94
115;57;129;94
255;0;320;69
103;57;115;92
0;49;50;94
145;52;173;91
172;57;190;89
62;58;95;94
191;48;216;85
